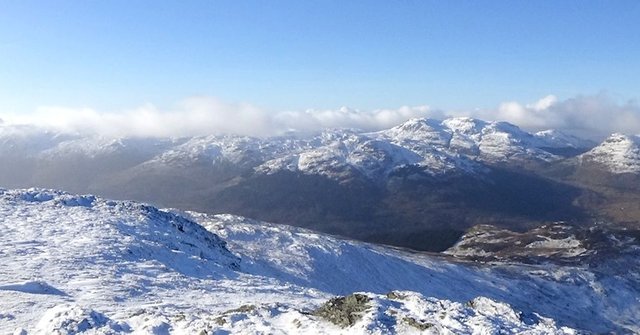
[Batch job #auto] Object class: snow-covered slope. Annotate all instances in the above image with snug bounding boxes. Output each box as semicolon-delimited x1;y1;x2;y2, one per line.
0;117;592;184
376;117;562;163
579;133;640;173
256;117;583;180
196;213;640;333
534;130;595;150
38;136;177;160
1;189;637;334
0;189;241;332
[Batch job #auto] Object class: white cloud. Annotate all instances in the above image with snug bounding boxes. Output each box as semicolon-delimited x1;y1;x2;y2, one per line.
471;94;640;139
274;105;444;133
1;98;280;138
0;97;440;138
2;94;639;140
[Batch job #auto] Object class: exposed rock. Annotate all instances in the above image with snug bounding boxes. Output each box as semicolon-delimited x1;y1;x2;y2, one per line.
313;293;372;327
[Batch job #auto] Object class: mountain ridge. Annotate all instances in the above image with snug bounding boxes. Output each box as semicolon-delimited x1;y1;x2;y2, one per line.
2;117;639;252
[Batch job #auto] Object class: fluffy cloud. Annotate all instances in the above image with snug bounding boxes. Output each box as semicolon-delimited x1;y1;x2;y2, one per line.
2;94;639;139
274;105;444;134
470;94;640;139
2;98;276;138
0;98;441;138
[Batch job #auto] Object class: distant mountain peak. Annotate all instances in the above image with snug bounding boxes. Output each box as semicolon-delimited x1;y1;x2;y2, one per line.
441;116;489;134
580;133;640;173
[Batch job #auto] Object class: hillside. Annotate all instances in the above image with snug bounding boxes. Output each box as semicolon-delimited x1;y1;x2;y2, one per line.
1;189;639;333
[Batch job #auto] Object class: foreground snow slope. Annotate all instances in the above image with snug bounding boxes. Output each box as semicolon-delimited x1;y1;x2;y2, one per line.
0;189;636;333
194;214;639;333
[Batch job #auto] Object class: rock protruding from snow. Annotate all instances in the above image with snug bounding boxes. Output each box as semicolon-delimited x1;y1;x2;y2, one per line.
580;133;640;173
444;224;591;262
198;292;577;335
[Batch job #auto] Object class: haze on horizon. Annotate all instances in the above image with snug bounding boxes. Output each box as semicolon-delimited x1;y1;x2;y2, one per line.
1;1;639;139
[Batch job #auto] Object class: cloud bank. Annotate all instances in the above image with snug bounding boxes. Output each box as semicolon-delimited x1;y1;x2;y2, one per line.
1;94;639;140
0;97;442;138
469;94;640;139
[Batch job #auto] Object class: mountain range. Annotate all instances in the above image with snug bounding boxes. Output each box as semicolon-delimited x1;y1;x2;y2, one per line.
3;116;640;333
2;117;640;252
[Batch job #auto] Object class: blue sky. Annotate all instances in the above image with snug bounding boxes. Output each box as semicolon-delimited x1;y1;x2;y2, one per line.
0;0;639;116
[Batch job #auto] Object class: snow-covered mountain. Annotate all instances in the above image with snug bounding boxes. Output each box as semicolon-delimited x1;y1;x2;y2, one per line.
579;133;640;174
2;188;638;334
1;117;600;185
0;117;592;182
0;117;606;253
254;117;586;180
377;117;558;164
